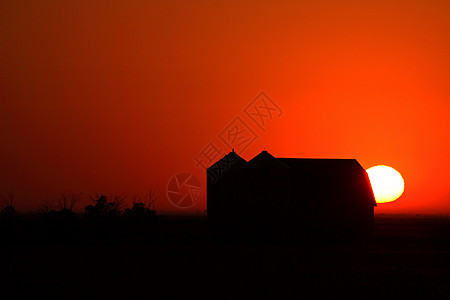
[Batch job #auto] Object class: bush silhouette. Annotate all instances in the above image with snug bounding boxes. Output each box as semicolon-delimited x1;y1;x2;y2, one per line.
84;194;124;219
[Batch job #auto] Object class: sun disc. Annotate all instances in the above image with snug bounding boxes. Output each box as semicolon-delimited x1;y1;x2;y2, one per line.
366;165;404;203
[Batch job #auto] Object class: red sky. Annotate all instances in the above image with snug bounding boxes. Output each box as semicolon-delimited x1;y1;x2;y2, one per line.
1;0;449;214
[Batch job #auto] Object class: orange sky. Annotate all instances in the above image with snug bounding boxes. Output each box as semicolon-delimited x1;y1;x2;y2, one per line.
1;0;449;214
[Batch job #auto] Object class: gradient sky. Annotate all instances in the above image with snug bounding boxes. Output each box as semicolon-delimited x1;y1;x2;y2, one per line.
1;0;449;214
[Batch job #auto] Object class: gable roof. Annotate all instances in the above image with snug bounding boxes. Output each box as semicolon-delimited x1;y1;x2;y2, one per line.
248;151;290;169
207;150;247;172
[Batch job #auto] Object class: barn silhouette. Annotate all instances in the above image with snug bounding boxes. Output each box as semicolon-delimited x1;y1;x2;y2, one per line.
207;150;377;239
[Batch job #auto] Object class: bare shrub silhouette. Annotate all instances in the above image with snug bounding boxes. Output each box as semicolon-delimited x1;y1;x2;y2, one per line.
38;198;55;215
109;193;126;215
124;190;157;219
1;190;16;219
56;192;81;219
57;192;80;211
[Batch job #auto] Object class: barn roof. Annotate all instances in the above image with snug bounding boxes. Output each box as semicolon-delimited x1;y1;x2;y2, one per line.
277;158;363;173
207;151;376;206
248;150;290;169
207;150;247;172
278;158;376;206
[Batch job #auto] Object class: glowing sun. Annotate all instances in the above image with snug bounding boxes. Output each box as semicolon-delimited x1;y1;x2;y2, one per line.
366;165;405;203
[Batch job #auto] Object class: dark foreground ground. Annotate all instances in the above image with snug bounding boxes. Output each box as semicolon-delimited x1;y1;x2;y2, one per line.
3;214;450;299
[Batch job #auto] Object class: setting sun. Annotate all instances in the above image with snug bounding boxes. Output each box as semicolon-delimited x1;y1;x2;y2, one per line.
366;165;405;204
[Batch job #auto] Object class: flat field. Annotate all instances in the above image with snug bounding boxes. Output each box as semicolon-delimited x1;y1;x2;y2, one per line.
4;214;450;298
